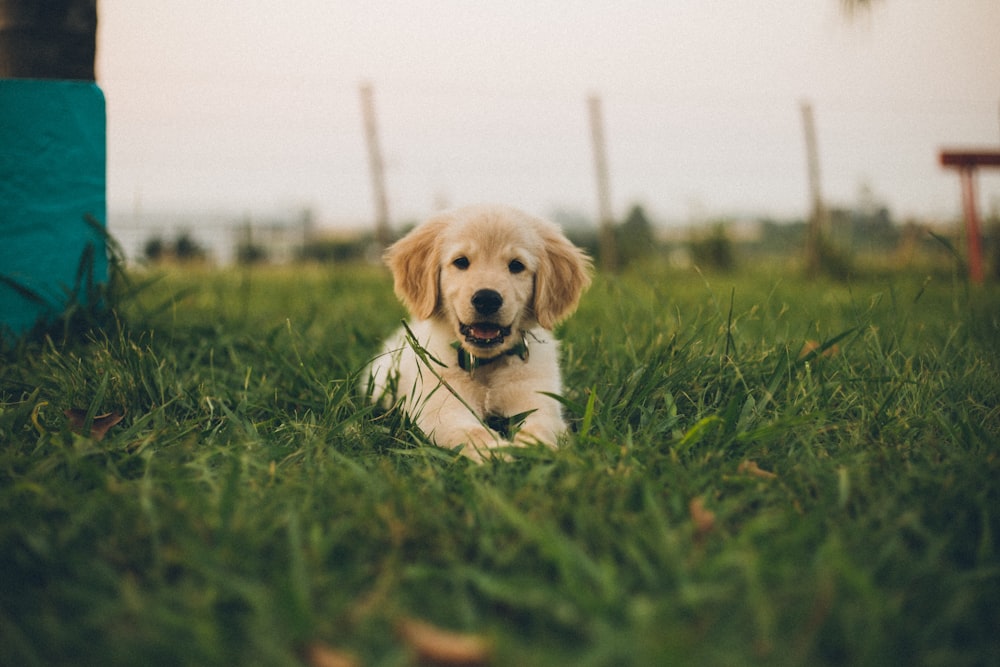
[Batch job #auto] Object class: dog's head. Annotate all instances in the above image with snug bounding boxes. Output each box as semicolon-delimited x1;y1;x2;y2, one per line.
385;204;592;358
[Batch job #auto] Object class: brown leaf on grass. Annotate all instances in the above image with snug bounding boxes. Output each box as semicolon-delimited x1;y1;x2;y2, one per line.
689;497;715;537
301;642;360;667
799;339;839;360
64;408;124;441
738;460;777;480
398;617;493;665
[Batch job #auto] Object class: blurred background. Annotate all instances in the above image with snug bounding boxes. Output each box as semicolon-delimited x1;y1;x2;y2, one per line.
93;1;1000;267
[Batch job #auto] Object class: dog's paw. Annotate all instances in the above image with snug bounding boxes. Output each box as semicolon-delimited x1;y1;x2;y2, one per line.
454;427;509;464
462;446;516;464
444;423;562;464
513;423;561;450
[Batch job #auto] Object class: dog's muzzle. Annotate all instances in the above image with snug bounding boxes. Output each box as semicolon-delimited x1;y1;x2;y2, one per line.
459;321;512;347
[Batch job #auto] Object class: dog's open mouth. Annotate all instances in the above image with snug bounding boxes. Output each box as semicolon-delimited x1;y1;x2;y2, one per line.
459;322;512;347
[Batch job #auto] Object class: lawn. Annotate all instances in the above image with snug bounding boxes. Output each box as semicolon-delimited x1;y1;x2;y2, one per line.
1;260;999;666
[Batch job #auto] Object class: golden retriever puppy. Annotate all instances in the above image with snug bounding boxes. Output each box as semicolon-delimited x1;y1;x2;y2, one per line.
366;204;592;461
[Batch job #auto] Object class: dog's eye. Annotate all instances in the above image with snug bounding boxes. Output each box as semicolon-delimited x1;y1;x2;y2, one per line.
452;256;470;270
508;259;526;274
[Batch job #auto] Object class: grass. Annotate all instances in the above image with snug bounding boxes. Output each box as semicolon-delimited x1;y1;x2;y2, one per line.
1;260;999;666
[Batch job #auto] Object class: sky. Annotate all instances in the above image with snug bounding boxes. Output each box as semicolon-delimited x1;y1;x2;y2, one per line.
96;0;1000;231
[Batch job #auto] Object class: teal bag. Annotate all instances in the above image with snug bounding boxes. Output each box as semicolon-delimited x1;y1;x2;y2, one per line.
0;79;107;337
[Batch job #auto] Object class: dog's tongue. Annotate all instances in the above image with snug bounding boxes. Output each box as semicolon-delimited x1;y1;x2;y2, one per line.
469;322;500;340
470;323;502;340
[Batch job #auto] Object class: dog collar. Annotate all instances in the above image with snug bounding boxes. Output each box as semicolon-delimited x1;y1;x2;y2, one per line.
451;336;529;373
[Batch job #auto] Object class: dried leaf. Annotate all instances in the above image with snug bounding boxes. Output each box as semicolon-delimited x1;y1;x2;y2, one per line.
302;642;360;667
799;340;839;360
398;617;493;665
689;497;715;537
31;401;50;435
738;460;777;480
64;408;124;441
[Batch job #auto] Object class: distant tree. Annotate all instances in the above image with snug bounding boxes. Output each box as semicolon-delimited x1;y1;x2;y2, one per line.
143;236;166;263
174;232;206;262
236;243;268;265
297;236;371;264
616;204;657;267
690;223;736;272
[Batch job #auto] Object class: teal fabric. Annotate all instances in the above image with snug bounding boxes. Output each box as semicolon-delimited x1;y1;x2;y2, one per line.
0;79;107;337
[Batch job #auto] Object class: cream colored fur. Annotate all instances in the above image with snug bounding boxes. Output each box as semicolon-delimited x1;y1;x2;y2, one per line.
366;204;591;462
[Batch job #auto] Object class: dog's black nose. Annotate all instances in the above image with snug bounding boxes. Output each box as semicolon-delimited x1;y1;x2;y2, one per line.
472;289;503;315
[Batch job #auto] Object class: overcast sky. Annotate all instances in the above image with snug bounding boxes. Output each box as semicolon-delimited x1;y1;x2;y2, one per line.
96;0;1000;229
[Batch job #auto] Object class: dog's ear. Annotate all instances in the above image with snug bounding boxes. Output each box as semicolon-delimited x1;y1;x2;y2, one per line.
533;220;593;330
385;216;450;320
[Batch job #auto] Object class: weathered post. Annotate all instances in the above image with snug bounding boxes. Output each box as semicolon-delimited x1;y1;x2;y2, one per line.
800;101;827;278
588;94;617;272
359;82;392;250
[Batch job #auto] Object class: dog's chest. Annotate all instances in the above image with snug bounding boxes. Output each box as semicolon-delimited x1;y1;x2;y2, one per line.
445;358;526;416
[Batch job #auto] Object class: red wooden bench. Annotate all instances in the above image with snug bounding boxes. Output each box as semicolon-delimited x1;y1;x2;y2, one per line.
939;149;1000;283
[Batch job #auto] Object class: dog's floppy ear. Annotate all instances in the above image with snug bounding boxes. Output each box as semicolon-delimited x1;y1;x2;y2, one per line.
384;215;450;320
533;219;593;330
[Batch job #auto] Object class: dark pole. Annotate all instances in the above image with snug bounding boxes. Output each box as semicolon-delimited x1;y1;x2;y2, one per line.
0;0;97;80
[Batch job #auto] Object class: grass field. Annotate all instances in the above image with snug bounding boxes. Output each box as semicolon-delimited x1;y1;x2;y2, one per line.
2;259;999;666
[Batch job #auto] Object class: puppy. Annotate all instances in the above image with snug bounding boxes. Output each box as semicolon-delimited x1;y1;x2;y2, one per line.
366;204;592;461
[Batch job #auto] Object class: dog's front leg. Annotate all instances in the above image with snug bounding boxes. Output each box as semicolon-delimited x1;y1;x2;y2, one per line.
514;417;564;450
510;397;566;450
414;391;508;462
